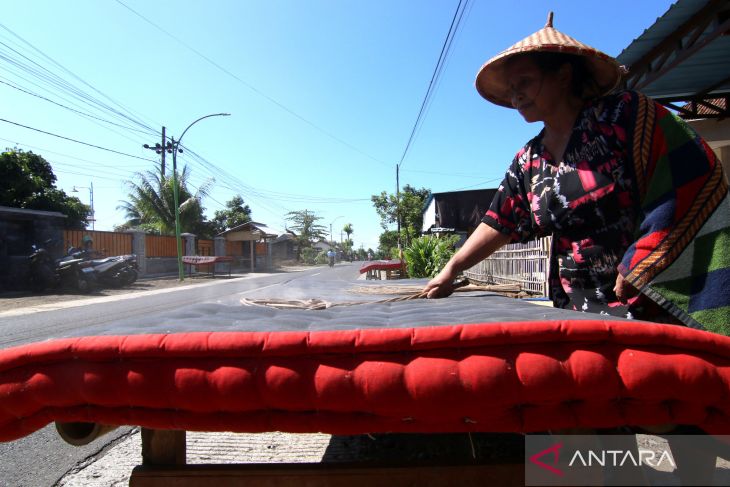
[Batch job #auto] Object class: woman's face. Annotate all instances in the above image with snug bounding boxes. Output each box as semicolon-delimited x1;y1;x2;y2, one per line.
503;56;567;123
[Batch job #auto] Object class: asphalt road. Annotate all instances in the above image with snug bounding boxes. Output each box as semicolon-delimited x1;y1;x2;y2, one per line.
0;263;362;487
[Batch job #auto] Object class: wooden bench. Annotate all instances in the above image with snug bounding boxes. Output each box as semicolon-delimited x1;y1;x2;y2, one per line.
358;260;403;280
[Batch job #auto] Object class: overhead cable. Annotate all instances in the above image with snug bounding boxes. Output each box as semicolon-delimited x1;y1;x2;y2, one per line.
0;118;157;162
113;0;390;168
0;23;160;134
397;0;470;169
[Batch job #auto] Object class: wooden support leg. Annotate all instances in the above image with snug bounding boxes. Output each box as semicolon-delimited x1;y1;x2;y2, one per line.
130;462;523;487
141;428;186;466
131;429;186;486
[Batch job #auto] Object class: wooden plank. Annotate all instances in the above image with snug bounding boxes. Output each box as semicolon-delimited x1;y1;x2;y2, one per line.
129;462;524;487
141;428;186;466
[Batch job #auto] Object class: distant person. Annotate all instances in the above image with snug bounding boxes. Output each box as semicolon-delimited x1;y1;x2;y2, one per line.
326;249;335;267
424;12;730;336
82;235;93;252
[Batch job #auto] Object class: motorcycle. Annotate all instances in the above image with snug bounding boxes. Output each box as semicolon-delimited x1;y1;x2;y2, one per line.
28;243;96;293
65;250;138;288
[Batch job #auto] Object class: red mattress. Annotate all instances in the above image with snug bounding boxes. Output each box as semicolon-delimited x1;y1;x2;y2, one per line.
2;319;730;442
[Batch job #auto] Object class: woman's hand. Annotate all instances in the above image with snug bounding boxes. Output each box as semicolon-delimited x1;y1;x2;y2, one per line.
423;266;458;299
613;272;639;304
421;223;511;299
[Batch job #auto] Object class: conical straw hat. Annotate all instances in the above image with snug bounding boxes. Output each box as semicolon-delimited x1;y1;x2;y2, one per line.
475;12;624;108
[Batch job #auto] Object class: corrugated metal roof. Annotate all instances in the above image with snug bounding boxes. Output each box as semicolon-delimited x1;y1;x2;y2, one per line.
218;221;280;237
616;0;730;101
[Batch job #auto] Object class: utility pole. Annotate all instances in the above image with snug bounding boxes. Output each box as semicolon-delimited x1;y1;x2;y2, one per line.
161;126;166;178
396;163;402;260
143;126;173;181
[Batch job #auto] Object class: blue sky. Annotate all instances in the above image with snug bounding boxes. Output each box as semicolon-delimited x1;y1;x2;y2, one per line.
1;0;673;251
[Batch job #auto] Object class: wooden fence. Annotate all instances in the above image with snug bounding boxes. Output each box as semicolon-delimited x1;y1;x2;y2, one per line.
64;230;267;262
145;235;178;258
198;239;214;256
464;236;551;296
64;230;132;257
226;241;245;257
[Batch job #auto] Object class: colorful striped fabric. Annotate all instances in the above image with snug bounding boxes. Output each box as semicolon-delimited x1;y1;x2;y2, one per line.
621;93;730;335
483;90;729;335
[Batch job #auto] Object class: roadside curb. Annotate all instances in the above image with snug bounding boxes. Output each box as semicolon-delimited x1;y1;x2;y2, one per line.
0;274;265;318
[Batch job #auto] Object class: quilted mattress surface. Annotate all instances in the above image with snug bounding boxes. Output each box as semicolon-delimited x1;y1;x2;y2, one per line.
1;291;730;442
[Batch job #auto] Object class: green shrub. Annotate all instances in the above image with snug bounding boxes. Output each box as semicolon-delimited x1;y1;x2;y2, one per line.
300;247;319;265
403;235;459;278
315;250;328;265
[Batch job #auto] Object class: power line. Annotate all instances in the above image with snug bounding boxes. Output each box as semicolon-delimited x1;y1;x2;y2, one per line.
113;0;390;168
0;118;157;162
446;176;503;192
0;23;161;134
51;167;131;183
397;0;469;169
0;137;149;169
180;147;371;204
402;167;489;178
0;78;153;134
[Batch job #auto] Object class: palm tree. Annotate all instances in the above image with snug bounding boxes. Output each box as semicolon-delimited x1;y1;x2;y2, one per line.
343;223;353;241
117;166;213;234
342;223;354;260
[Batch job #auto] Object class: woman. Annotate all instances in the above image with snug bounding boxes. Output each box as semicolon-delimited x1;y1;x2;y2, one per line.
424;13;730;336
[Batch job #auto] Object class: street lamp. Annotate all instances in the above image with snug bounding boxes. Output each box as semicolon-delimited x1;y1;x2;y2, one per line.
171;113;230;281
72;182;94;230
329;215;344;247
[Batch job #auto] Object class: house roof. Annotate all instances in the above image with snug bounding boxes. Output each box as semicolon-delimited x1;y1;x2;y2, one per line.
0;205;67;219
680;97;727;118
422;188;497;213
218;221;279;238
616;0;730;118
272;233;296;244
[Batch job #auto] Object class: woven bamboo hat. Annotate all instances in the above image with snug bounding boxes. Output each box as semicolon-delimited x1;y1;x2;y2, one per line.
475;12;624;108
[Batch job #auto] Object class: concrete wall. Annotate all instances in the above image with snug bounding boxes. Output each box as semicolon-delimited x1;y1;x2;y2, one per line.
687;118;729;183
422;198;436;233
0;207;66;290
144;257;180;276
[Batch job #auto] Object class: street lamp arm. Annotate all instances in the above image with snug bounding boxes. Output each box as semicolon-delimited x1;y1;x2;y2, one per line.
177;113;231;145
169;112;230;281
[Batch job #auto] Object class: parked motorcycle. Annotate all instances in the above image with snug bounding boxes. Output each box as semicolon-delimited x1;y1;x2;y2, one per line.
65;250;138;288
28;243;96;293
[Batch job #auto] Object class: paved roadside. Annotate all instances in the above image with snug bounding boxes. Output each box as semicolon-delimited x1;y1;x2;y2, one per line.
0;265;314;316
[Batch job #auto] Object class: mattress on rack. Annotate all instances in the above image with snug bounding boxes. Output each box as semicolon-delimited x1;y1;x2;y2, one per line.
1;293;730;442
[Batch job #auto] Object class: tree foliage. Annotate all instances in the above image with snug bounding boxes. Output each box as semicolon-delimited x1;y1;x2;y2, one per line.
377;230;400;259
117;166;214;236
212;195;252;234
285;210;327;257
371;185;430;256
403;234;459;278
342;223;354;259
0;149;91;228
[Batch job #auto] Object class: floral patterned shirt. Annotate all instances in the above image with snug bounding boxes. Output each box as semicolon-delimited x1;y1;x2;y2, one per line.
483;91;641;317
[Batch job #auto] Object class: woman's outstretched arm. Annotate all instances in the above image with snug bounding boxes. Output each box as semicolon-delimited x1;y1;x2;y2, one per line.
423;223;511;299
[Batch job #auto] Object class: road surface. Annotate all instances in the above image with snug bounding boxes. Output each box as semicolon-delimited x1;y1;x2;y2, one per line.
0;263;362;487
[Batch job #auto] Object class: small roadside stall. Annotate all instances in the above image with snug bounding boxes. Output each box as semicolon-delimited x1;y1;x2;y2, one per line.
218;221;279;272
